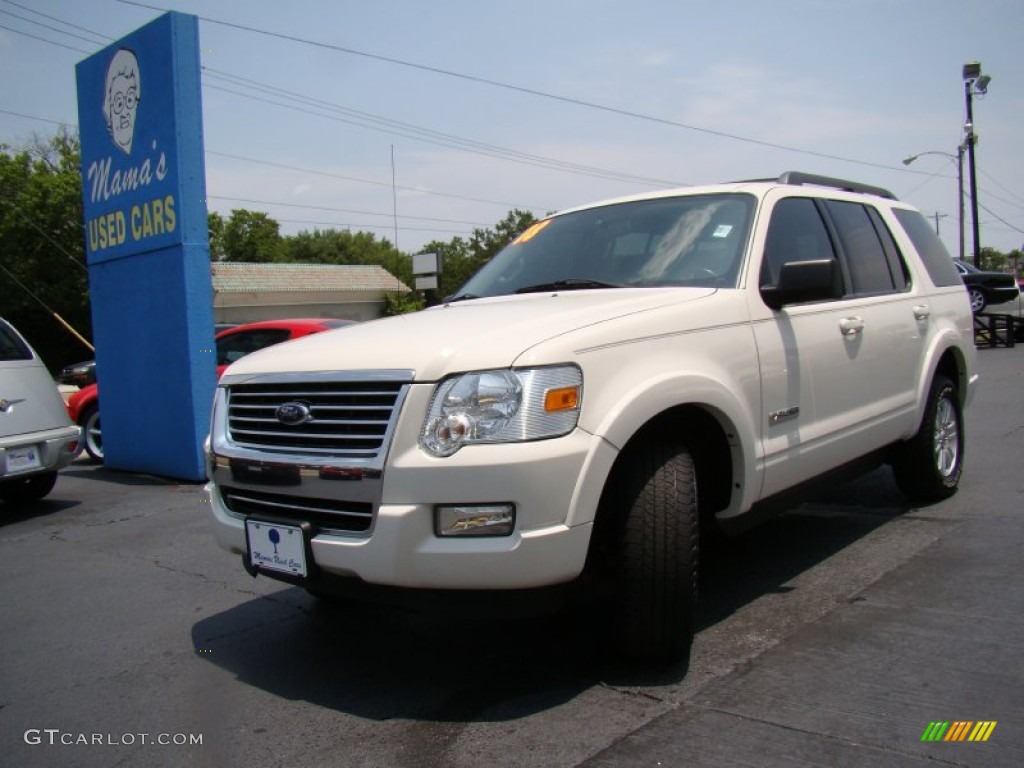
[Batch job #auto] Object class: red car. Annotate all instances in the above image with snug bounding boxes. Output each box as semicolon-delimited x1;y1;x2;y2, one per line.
66;318;354;461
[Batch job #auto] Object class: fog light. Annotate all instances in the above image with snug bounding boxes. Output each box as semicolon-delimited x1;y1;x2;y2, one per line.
436;504;515;537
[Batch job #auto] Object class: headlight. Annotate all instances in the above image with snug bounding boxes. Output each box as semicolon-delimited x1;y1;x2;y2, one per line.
421;365;582;457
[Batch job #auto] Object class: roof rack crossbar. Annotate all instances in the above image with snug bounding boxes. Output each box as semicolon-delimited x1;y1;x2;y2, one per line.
776;172;897;200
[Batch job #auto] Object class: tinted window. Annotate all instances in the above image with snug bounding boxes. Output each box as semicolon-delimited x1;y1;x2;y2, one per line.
217;329;291;365
892;209;961;287
760;197;838;287
0;321;33;361
866;207;910;291
825;201;896;295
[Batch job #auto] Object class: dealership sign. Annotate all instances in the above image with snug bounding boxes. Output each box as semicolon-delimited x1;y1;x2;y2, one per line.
76;12;206;264
74;12;215;481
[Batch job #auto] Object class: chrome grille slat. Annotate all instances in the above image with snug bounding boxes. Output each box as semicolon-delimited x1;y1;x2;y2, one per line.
229;417;390;427
225;377;408;458
220;486;374;533
229;428;384;441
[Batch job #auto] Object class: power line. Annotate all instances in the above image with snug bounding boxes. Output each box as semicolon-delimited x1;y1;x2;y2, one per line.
0;6;107;46
0;108;72;127
0;21;90;53
209;195;488;226
207;150;544;211
117;0;913;173
1;0;112;43
275;217;471;236
202;68;687;188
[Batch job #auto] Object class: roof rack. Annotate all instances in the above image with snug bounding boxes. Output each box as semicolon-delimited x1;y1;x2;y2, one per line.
776;171;896;200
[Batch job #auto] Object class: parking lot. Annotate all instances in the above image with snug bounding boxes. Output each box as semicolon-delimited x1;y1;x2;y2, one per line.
1;347;1022;768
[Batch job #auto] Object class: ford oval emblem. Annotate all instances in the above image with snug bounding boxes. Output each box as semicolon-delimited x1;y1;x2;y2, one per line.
275;401;313;426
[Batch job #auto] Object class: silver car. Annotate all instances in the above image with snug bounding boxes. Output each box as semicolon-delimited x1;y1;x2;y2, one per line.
1;318;82;504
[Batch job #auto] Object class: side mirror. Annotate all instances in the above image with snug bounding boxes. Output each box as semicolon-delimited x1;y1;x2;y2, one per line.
761;259;839;310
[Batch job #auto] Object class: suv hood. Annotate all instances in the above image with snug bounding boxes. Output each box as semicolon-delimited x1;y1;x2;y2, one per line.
222;288;716;383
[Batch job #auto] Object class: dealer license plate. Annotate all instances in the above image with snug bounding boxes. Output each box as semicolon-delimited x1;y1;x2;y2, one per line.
7;445;41;473
246;520;307;578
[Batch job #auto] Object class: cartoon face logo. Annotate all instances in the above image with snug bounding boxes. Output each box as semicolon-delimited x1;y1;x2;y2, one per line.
103;48;141;155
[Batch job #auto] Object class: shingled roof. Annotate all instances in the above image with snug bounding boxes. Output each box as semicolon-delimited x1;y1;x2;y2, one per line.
211;262;410;293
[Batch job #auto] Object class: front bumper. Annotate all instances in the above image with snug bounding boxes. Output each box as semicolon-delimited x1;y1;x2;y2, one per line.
206;424;613;590
0;424;82;479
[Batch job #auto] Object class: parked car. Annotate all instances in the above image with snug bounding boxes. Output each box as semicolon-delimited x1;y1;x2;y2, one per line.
953;259;1020;314
57;359;97;387
1;318;82;504
204;172;978;663
67;318;354;461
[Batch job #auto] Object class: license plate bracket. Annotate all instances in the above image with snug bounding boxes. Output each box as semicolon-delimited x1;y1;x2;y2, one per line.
244;519;316;583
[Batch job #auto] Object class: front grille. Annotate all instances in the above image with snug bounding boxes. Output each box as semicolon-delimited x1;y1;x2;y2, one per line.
220;486;373;533
226;380;405;458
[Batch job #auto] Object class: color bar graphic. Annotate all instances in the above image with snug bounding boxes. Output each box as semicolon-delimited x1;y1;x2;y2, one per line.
921;721;996;742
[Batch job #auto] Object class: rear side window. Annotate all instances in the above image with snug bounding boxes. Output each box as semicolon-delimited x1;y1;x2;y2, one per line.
0;321;33;361
892;209;961;287
825;201;908;295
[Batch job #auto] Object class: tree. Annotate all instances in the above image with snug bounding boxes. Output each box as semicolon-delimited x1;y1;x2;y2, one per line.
208;211;226;261
432;209;537;297
221;209;284;262
0;128;92;371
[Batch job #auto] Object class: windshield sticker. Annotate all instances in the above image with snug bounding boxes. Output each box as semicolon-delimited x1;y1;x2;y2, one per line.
512;219;552;245
712;224;733;238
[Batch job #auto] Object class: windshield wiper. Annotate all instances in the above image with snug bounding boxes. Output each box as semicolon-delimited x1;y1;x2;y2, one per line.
444;292;480;303
514;278;622;294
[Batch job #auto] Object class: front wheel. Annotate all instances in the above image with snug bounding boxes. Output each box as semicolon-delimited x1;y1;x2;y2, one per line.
892;374;963;501
0;472;58;504
594;439;699;663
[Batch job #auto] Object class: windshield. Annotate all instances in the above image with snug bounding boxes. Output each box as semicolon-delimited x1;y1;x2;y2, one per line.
456;193;755;299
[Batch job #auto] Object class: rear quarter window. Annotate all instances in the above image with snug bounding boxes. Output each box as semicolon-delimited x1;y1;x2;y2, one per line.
892;209;961;287
0;321;33;361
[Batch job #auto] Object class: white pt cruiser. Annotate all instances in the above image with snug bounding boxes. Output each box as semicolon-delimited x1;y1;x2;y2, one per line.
205;173;977;662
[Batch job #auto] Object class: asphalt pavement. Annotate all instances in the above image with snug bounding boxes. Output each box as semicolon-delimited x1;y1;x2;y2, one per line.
1;346;1022;767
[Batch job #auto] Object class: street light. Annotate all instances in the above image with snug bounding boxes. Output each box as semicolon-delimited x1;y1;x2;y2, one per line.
903;148;965;261
963;61;991;268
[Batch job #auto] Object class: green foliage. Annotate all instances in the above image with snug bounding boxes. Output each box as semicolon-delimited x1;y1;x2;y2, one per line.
208;211;226;260
431;209;538;297
0;129;92;370
382;290;425;316
977;246;1021;273
221;209;284;262
0;128;540;369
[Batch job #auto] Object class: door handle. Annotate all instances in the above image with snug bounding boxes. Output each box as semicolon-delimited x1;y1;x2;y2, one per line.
839;316;864;336
913;304;931;321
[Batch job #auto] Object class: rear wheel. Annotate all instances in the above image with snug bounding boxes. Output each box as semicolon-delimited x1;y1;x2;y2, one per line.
892;374;963;501
81;405;103;462
0;471;58;504
968;288;986;314
595;439;699;663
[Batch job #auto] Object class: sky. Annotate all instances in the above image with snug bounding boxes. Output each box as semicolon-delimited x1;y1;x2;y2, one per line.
2;0;1023;261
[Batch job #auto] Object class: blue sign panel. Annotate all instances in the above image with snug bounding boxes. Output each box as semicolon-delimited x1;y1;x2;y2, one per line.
76;12;215;481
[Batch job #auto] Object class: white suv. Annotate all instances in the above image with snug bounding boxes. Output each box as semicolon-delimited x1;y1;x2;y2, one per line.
0;318;82;504
205;173;977;662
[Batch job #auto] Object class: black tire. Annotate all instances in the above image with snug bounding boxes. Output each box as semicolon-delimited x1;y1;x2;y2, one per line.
968;288;986;314
597;440;699;663
81;405;103;462
892;374;963;501
0;471;58;504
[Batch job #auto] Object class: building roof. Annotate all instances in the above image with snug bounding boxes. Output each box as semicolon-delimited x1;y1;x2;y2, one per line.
211;262;410;294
